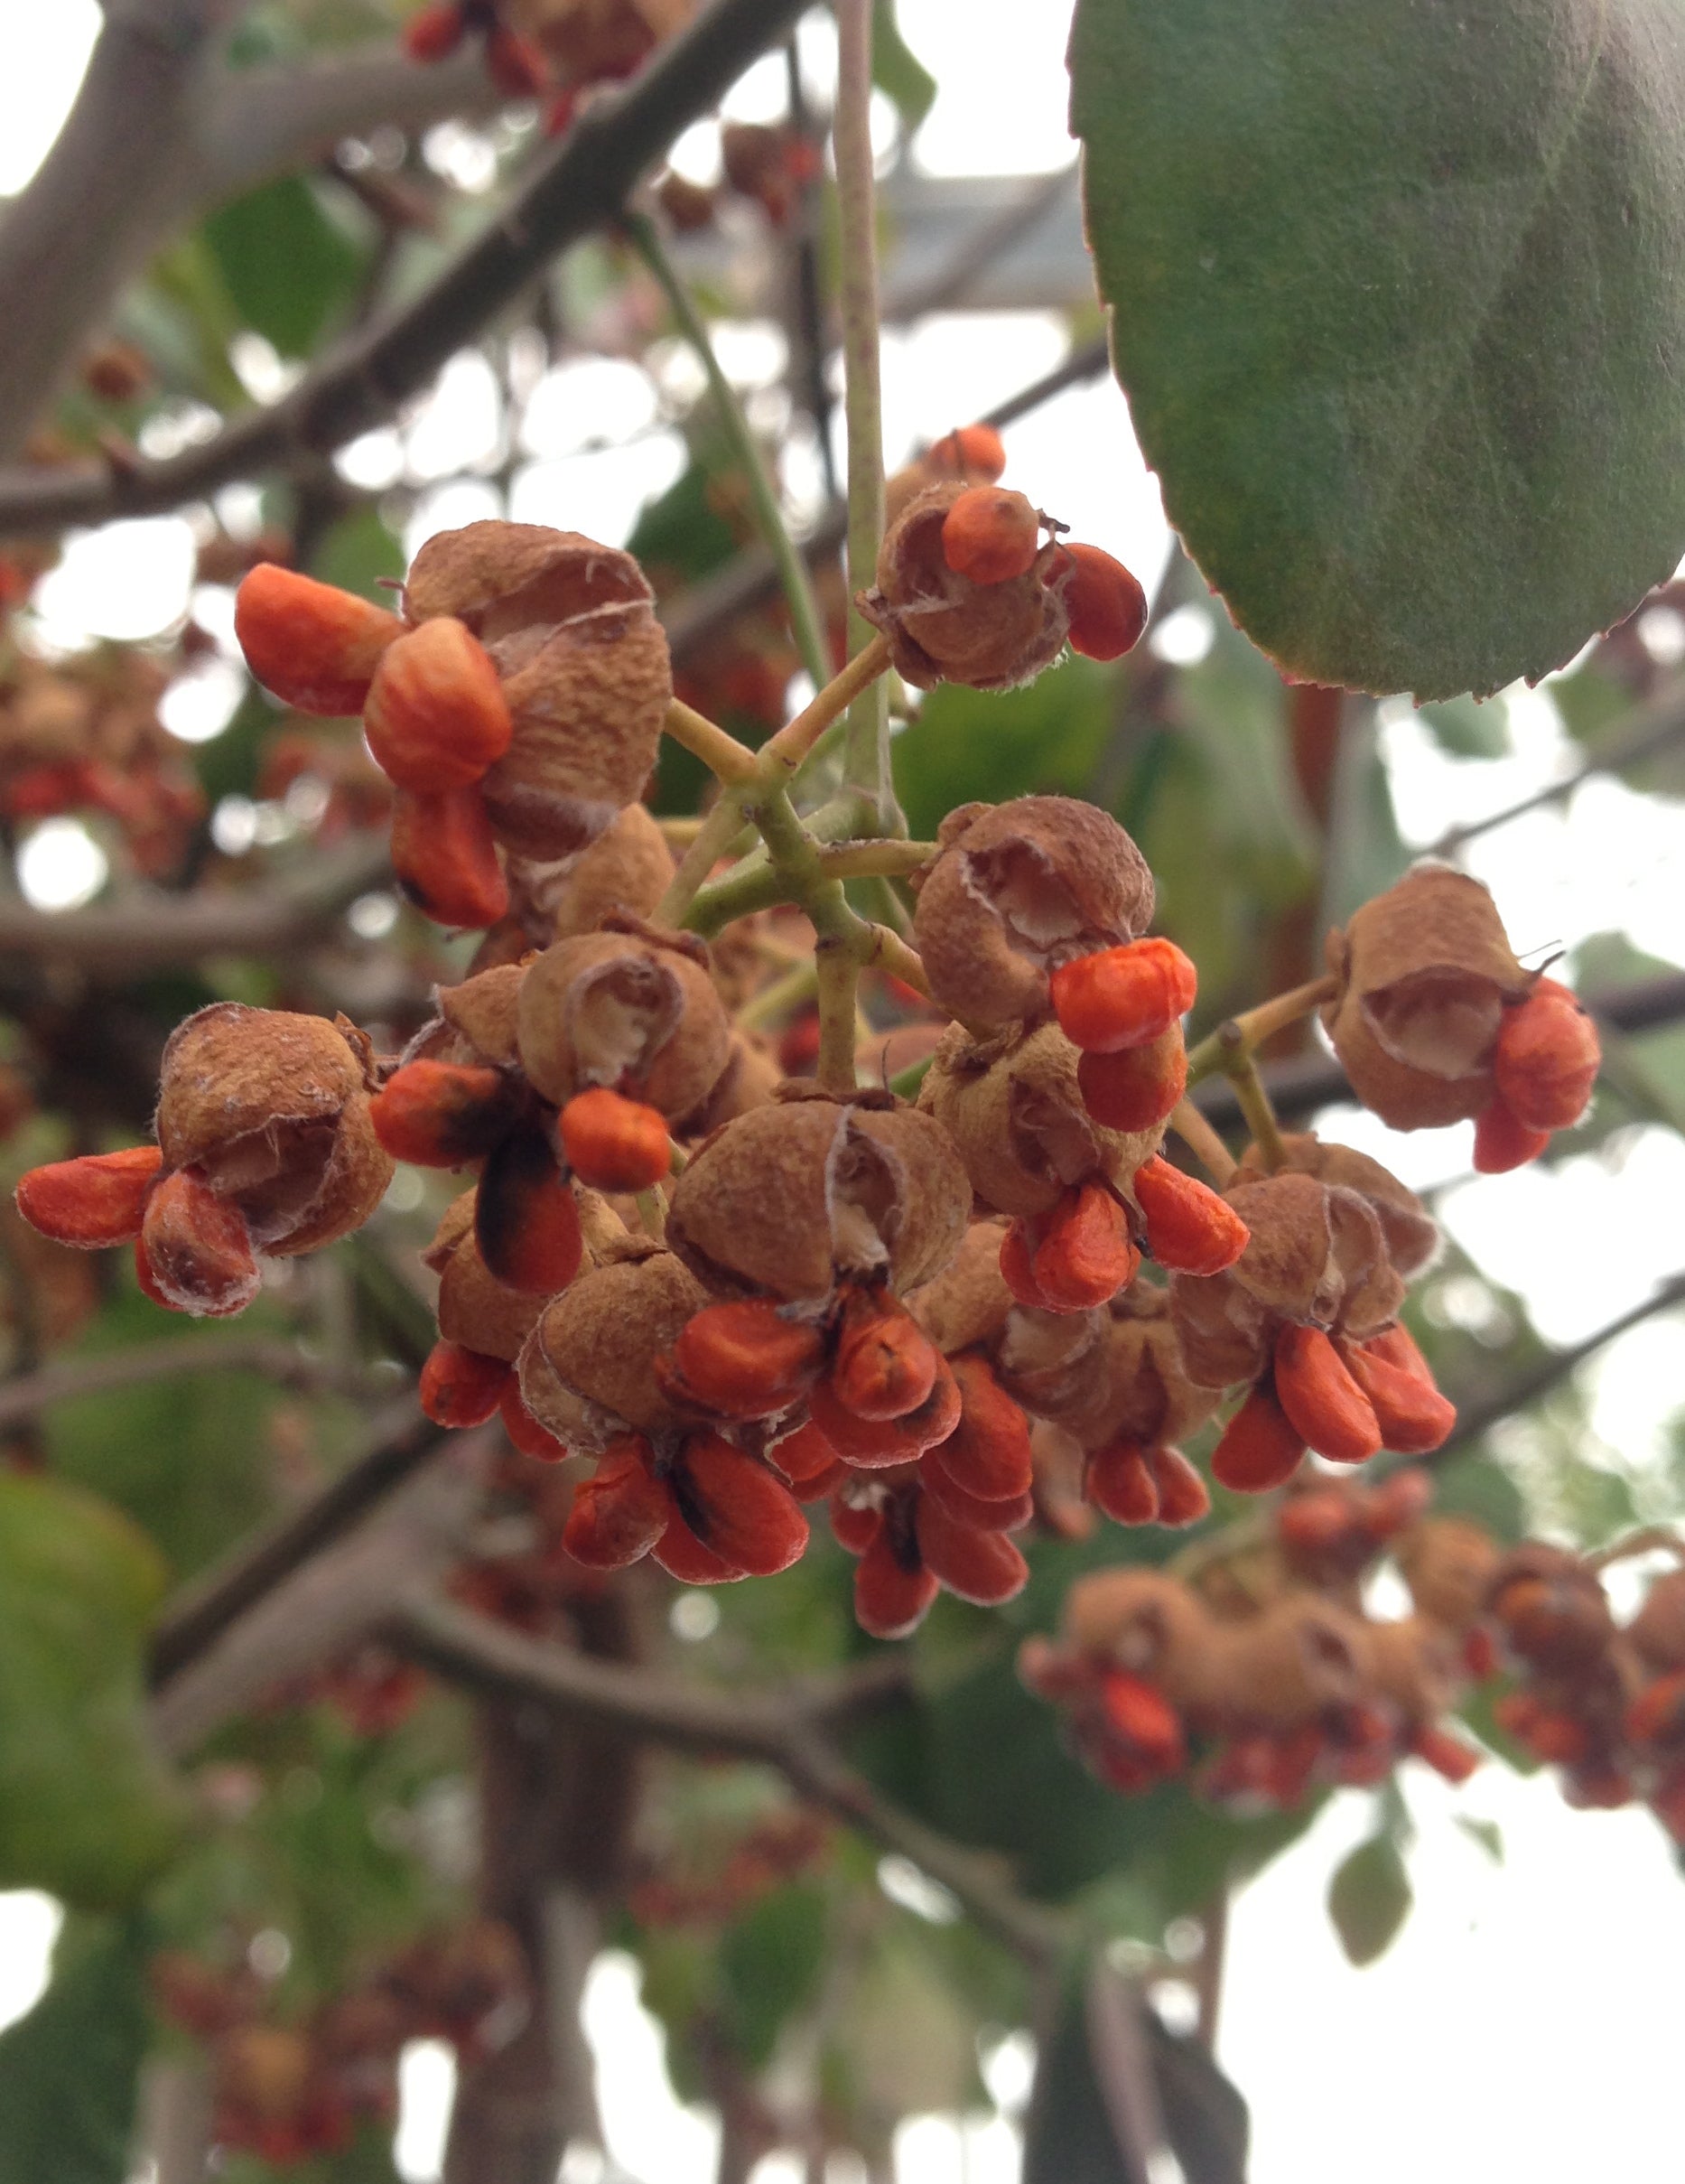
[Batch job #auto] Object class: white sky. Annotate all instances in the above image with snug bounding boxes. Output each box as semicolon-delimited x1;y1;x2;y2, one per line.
4;6;1685;2183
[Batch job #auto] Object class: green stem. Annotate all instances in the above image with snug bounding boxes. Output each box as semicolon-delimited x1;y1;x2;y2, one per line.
655;792;754;927
626;212;830;693
1223;1044;1286;1170
832;0;896;827
1184;974;1338;1087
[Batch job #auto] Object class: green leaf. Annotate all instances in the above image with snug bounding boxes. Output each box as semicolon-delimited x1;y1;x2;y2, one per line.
1070;0;1685;697
202;176;364;359
1327;1832;1412;1966
0;1470;187;1909
894;654;1118;841
718;1882;830;2070
872;0;937;129
0;1915;153;2184
1455;1815;1505;1863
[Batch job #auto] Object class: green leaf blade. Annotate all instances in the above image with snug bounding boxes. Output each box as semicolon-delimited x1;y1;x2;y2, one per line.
1070;0;1685;698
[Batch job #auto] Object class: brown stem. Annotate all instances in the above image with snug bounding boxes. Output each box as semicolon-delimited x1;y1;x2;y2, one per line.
0;0;814;532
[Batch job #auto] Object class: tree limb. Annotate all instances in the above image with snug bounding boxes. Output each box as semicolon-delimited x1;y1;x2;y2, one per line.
0;0;810;537
0;1330;396;1433
0;838;389;973
394;1592;1066;1965
0;0;252;462
180;46;489;216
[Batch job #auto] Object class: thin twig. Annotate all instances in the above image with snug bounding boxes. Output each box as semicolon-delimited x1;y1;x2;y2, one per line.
628;213;831;693
1429;673;1685;859
833;0;893;823
1431;1269;1685;1462
0;0;813;535
394;1593;1066;1965
148;1395;435;1686
0;1333;394;1433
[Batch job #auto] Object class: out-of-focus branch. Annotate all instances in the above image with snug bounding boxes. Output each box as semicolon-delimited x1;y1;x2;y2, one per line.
0;1331;394;1433
1431;1268;1685;1462
0;0;809;537
0;0;251;459
395;1593;1065;1965
148;1395;435;1686
180;46;488;213
0;838;389;973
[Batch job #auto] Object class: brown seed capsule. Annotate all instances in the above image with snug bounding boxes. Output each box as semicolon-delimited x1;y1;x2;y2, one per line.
1208;1598;1368;1728
517;927;731;1121
1038;1283;1221;1452
857;480;1068;691
666;1090;970;1303
1059;1566;1221;1713
911;797;1154;1030
1321;867;1531;1128
1235;1132;1438;1278
518;1245;710;1450
428;1191;546;1363
154;1004;392;1251
434;963;528;1069
535;801;676;938
905;1217;1016;1357
919;1020;1162;1218
1168;1171;1404;1389
403;521;672;860
1395;1515;1502;1632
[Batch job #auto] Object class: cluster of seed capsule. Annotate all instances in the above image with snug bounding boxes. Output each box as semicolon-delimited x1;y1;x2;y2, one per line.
12;469;1606;1640
151;1921;526;2165
1021;1472;1492;1810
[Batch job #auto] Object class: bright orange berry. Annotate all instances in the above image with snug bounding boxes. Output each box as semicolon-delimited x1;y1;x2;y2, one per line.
929;1352;1033;1500
363;618;513;792
390;784;508;929
1001;1181;1139;1312
668;1433;809;1577
473;1119;582;1295
234;565;405;716
829;1288;941;1421
658;1300;825;1420
853;1525;939;1638
1210;1383;1306;1494
1339;1331;1456;1453
15;1143;162;1247
805;1353;962;1469
1493;976;1599;1131
940;486;1040;584
1272;1324;1382;1464
140;1168;260;1316
1147;1444;1210;1526
559;1087;672;1192
1076;1025;1187;1131
485;24;547;95
420;1339;511;1426
1061;543;1148;660
1050;937;1197;1053
1099;1671;1185;1770
913;1495;1029;1605
368;1060;515;1167
1085;1440;1159;1525
925;423;1006;482
1131;1154;1250;1274
563;1437;669;1567
1471;1096;1551;1174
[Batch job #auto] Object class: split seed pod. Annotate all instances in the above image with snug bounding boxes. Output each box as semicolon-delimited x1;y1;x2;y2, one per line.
1321;867;1531;1128
1234;1132;1438;1279
911;797;1154;1029
918;1021;1163;1217
517;925;731;1120
666;1089;969;1303
1036;1283;1221;1453
518;1244;709;1451
154;1003;393;1254
857;480;1069;691
1168;1170;1405;1390
403;521;672;860
531;801;676;939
